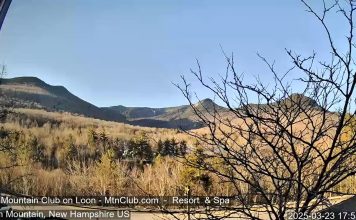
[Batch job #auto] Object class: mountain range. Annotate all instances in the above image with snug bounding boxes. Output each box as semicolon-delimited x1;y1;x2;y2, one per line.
0;77;322;130
0;77;225;129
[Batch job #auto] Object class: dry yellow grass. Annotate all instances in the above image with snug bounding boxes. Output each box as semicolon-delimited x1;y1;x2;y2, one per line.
7;108;195;145
0;84;53;96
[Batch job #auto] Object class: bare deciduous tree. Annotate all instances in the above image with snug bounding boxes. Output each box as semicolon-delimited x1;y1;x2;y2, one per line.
0;64;6;121
176;1;356;219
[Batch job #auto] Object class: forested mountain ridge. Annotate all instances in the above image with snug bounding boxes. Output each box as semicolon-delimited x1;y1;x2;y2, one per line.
0;77;322;130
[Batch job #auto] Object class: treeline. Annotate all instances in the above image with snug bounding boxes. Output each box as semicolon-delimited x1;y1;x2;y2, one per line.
0;126;188;170
0;115;217;197
0;111;355;198
0;125;224;197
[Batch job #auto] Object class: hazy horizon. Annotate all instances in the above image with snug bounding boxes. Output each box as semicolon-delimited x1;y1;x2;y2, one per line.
0;0;346;107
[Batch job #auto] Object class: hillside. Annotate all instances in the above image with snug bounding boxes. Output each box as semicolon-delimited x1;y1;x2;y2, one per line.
105;98;227;129
0;77;126;122
0;77;227;130
0;77;322;130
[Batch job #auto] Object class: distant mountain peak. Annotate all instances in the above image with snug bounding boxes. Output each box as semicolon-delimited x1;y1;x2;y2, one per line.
194;98;220;110
280;93;319;108
0;76;126;122
199;98;214;104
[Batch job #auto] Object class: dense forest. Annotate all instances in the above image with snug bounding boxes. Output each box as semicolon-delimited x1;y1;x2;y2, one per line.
0;108;354;202
0;109;234;197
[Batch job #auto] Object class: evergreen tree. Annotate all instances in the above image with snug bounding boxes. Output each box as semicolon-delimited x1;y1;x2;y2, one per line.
178;140;187;156
157;139;164;156
123;134;153;163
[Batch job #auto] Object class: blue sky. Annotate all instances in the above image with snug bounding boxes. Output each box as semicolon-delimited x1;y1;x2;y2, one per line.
0;0;346;107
